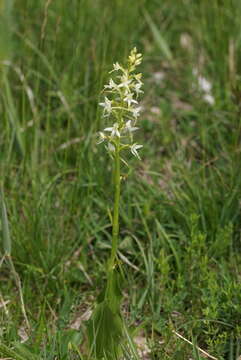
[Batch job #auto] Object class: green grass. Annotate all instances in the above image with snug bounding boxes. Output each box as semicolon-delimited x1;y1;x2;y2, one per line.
1;0;241;359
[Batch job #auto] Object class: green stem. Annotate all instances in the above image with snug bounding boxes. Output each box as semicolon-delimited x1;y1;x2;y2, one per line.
106;140;121;302
109;139;121;271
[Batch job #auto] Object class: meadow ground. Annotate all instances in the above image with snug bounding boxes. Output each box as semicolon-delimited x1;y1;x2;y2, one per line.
0;0;241;359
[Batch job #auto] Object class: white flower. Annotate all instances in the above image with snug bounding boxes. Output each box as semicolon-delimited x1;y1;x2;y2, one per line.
118;74;132;90
193;69;212;93
153;71;165;83
104;78;118;90
130;143;143;159
107;142;115;152
104;122;120;138
197;76;212;93
124;120;138;133
132;106;141;119
134;82;143;95
99;97;112;116
124;93;138;107
111;62;122;72
97;132;106;144
203;93;215;105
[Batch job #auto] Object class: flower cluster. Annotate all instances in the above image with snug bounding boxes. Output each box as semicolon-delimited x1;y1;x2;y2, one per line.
98;47;143;160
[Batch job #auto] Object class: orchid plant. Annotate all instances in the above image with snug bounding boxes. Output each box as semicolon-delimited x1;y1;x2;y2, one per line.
87;48;144;360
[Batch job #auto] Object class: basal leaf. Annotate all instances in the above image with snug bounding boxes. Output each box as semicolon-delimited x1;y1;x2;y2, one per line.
87;300;123;359
105;268;123;313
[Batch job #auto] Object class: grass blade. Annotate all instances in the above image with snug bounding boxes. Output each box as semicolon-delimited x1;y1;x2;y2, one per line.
0;343;26;360
143;9;173;62
0;187;11;255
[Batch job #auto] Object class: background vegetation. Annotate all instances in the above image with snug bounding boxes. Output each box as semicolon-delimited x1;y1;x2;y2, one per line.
0;0;241;358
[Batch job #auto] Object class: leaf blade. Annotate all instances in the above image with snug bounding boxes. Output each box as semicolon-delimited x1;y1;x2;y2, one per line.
0;188;11;255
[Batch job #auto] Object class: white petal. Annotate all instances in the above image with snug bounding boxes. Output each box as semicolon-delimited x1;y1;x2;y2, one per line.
198;76;212;92
203;93;215;105
108;143;115;152
104;127;114;132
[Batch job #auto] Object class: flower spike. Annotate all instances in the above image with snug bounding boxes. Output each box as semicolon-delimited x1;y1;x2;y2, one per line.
98;47;144;162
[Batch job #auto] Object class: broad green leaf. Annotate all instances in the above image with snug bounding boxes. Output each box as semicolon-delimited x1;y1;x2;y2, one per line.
87;300;123;360
105;268;123;313
88;268;124;358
